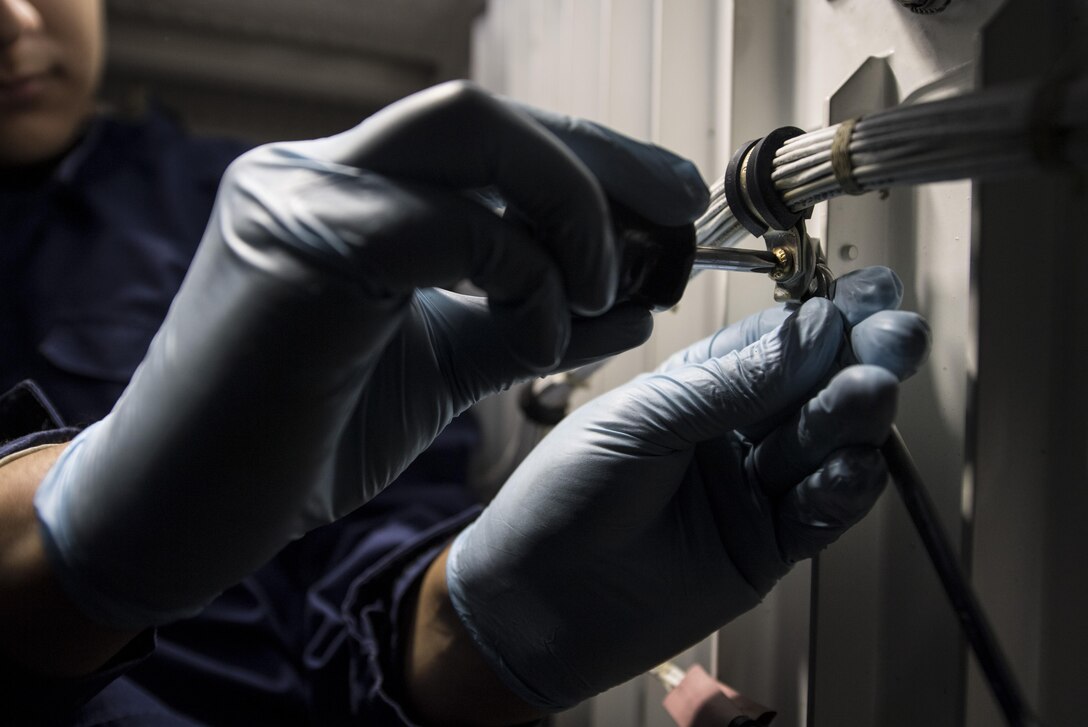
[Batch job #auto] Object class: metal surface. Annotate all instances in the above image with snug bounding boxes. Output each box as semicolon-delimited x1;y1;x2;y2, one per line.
762;226;825;302
691;246;779;274
811;49;974;727
723;128;1037;724
966;2;1088;725
770;178;1030;725
881;429;1036;727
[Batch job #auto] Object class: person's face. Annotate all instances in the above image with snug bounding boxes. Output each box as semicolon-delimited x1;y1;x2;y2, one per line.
0;0;103;166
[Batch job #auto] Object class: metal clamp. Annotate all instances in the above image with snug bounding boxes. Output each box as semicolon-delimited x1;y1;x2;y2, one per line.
763;222;832;302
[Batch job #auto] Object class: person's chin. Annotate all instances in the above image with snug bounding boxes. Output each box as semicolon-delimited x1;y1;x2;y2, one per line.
0;107;87;167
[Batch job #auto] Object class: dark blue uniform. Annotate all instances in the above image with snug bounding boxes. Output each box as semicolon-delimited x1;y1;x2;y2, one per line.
0;110;481;726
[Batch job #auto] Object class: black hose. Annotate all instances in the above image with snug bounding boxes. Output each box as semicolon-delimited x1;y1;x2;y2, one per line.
882;426;1036;727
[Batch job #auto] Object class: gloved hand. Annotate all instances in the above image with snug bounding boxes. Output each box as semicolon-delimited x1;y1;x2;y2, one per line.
33;81;708;629
446;266;931;710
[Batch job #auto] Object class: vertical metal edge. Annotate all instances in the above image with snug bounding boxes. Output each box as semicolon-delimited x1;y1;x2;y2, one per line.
968;1;1088;725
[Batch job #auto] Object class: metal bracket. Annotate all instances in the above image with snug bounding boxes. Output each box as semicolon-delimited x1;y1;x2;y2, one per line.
764;223;833;302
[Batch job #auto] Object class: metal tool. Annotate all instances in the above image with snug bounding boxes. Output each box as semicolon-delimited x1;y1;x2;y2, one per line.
691;245;780;274
613;206;818;310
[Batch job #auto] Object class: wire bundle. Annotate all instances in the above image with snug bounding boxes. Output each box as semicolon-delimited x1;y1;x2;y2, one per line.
543;75;1088;439
694;176;751;250
696;76;1088;249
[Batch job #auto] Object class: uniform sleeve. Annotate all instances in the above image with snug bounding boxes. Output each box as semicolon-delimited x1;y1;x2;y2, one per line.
0;381;167;726
0;380;74;452
337;504;482;726
3;631;163;727
124;416;486;727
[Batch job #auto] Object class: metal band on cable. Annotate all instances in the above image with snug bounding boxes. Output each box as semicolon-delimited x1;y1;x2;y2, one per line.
831;117;864;196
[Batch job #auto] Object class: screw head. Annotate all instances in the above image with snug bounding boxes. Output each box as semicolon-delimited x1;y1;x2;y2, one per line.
770;246;794;281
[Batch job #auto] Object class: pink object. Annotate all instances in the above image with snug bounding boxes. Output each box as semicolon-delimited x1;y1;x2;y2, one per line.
662;664;776;727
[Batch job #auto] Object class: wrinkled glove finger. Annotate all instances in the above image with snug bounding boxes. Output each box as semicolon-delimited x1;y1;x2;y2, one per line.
752;365;898;496
561;304;655;367
231;155;583;370
393;187;574;371
420;292;654;374
289;81;616;317
508;102;710;225
621;297;843;451
655;307;790;372
408;290;653;403
717;299;845;444
774;447;888;563
831;266;904;325
850;310;931;380
656;266;912;373
401;192;650;372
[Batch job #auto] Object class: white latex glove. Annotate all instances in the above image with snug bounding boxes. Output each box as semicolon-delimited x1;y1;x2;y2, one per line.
447;267;931;710
34;81;709;628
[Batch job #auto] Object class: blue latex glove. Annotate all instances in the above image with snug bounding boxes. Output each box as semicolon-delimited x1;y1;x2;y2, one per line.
446;266;930;710
33;81;708;629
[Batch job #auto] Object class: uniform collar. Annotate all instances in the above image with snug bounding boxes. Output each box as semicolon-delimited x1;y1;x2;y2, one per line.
0;115;106;192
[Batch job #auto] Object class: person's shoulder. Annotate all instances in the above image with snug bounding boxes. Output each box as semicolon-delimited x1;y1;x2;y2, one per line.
116;108;250;174
77;107;244;188
63;108;253;244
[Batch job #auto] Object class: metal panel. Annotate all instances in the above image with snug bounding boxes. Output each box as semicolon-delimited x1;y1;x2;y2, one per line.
469;4;726;726
967;2;1088;725
812;55;970;727
718;4;1001;726
812;59;905;727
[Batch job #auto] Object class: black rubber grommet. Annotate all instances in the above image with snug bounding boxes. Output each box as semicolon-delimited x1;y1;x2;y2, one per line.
723;138;764;237
744;125;806;231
